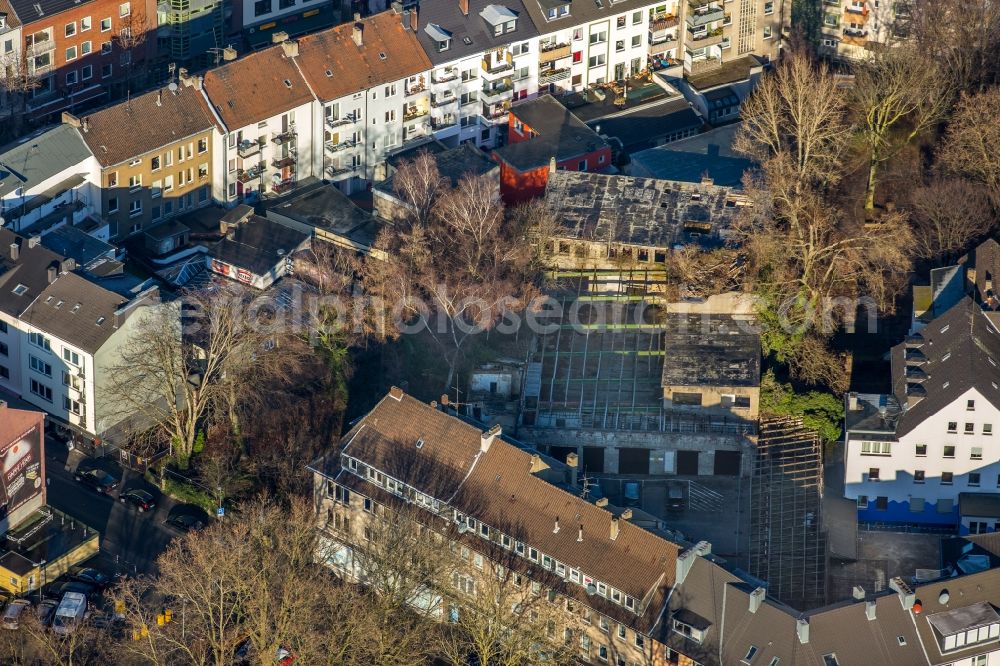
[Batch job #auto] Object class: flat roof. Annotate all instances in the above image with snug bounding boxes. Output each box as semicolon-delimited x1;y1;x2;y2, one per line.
927;601;1000;637
662;313;761;388
629;123;752;188
264;182;379;249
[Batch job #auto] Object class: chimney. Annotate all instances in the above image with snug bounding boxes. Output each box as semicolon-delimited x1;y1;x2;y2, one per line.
481;424;501;453
27;235;39;249
700;174;714;186
595;497;608;507
389;385;404;401
281;39;298;58
796;618;810;645
565;452;578;487
529;453;547;473
865;600;877;621
223;46;237;61
82;117;89;132
749;587;765;613
61;111;81;127
390;0;401;10
410;6;418;30
549;156;557;174
675;542;711;585
156;90;162;107
9;242;18;261
620;508;633;521
46;264;57;284
610;516;620;541
459;0;469;14
271;30;289;43
848;392;859;411
577;525;583;542
852;586;866;601
440;393;449;407
553;516;560;534
889;577;915;610
60;258;75;273
352;20;363;46
219;220;229;236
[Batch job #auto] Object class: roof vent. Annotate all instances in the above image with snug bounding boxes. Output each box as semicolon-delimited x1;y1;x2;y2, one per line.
749;587;765;613
388;386;404;401
938;589;950;604
378;52;387;60
577;525;583;542
852;586;866;600
866;599;876;621
553;516;560;534
796;618;810;645
283;79;292;88
415;439;424;449
325;69;333;77
889;577;915;610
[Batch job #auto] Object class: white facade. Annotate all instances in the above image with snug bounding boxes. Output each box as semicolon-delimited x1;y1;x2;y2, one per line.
14;325;97;435
845;388;1000;527
0;155;101;237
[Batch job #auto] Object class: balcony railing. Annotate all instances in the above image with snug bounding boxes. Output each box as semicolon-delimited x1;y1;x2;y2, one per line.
325;139;357;153
539;43;571;63
326;115;358;129
237;163;265;183
431;94;458;108
845;2;868;13
431;117;457;130
433;70;459;84
405;80;428;96
843;27;868;37
237;140;262;159
650;14;679;31
272;129;297;145
539;69;571;85
481;81;514;103
479;108;509;126
403;107;429;122
325;165;354;178
689;26;725;44
687;6;725;26
482;58;514;76
272;156;296;169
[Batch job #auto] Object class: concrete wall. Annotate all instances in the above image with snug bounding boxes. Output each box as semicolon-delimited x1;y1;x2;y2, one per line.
662;383;759;420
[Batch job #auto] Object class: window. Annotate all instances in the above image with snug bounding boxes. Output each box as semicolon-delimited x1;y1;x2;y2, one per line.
615;39;625;52
0;365;7;380
965;422;975;434
632;10;642;23
968;399;976;410
617;625;626;640
743;646;759;663
971;446;983;460
65;70;78;85
28;332;51;351
128;200;142;217
102;63;113;78
631;34;641;47
81;16;91;30
29;379;52;402
600;616;610;631
914;470;925;483
164;175;174;191
29;356;52;377
588;54;607;68
944;445;956;458
822;655;840;666
0;342;6;356
101;16;112;31
65;45;77;61
876;496;888;510
62;348;80;366
254;0;271;15
590;30;607;44
673;392;702;405
63;396;82;415
128;174;142;191
119;1;130;15
868;468;880;481
101;41;112;55
763;25;773;38
860;441;891;456
0;321;6;334
81;64;92;80
985;424;993;435
948;421;958;433
916;444;927;456
65;21;76;37
198;138;208;153
941;472;954;485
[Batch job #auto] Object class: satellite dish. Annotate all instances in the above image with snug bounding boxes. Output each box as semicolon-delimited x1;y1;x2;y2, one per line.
939;590;950;604
586;584;597;596
168;82;178;92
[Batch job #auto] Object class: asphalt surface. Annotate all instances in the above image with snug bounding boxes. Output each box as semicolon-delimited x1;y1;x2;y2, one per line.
43;437;194;577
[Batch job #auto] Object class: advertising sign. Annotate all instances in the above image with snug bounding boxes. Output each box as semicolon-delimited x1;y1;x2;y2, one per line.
1;424;44;517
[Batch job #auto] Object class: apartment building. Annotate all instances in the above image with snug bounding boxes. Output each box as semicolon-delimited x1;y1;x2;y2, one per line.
819;0;899;60
311;386;1000;665
295;10;433;192
201;37;316;204
844;297;1000;530
13;0;155;122
0;228;162;445
414;0;540;149
69;83;216;241
0;123;103;238
0;2;24;123
156;0;225;68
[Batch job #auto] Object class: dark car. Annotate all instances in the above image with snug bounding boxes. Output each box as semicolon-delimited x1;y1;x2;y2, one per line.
74;468;118;494
68;567;110;590
47;580;96;600
119;489;156;512
165;514;205;533
36;600;58;627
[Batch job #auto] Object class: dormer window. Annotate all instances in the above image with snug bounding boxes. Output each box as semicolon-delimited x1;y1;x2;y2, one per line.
672;609;712;644
481;5;519;34
425;23;452;51
544;2;570;19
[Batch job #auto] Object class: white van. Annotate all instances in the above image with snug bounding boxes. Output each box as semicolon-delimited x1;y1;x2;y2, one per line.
51;592;87;635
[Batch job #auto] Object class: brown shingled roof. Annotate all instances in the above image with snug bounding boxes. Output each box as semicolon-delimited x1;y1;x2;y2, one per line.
295;11;432;103
78;86;215;168
202;44;314;129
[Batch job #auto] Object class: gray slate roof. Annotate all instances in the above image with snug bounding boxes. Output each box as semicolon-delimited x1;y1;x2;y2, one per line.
890;297;1000;438
211;215;309;277
415;0;539;65
629;123;752;188
518;0;659;35
588;97;701;152
0;125;92;199
0;228;65;319
495;95;608;171
662;313;761;388
40;226;116;269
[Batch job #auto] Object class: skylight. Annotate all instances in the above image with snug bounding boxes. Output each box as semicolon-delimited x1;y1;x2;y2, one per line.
12;284;27;296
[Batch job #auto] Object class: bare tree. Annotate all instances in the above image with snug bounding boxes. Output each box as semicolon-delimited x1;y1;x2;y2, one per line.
360;169;541;391
937;88;1000;199
392;151;445;224
852;46;953;211
105;282;299;467
113;9;149;93
0;51;40;140
734;53;852;191
905;0;1000;92
909;178;996;264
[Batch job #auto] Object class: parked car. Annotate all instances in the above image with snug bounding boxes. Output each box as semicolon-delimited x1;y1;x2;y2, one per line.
165;513;205;533
51;592;87;635
119;489;156;512
68;567;110;590
74;468;118;494
47;580;96;600
667;484;686;511
36;599;58;627
2;599;31;629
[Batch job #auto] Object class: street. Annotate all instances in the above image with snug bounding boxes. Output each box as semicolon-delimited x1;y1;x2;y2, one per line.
43;437;183;577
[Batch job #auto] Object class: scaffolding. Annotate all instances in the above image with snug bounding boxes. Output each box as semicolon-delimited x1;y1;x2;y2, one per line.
749;416;828;610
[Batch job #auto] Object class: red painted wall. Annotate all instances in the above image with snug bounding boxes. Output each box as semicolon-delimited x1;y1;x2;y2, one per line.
495;145;614;205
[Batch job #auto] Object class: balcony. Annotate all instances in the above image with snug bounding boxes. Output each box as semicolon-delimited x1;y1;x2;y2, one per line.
431;116;457;130
325;139;357;154
405;78;428;96
431;94;458;108
689;26;725;45
272;129;296;145
237;139;263;159
481;80;514;103
650;14;679;31
845;2;868;14
403;106;429;122
325;165;354;179
432;69;459;84
538;43;571;64
479;108;509;126
272;156;296;169
237;163;265;183
481;57;514;78
842;26;869;43
272;179;296;195
687;55;722;75
687;5;725;27
648;35;677;55
326;115;358;129
539;68;571;85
